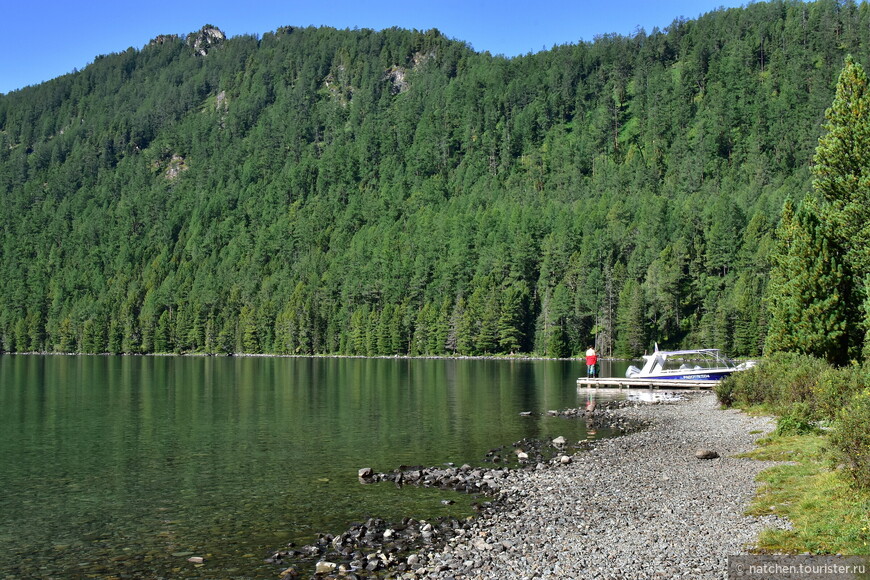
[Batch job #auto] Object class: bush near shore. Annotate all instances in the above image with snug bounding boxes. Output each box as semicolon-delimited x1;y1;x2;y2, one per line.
717;353;870;488
716;354;870;554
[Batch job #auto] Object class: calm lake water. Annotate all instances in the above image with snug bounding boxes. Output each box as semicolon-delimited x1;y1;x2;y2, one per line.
0;355;631;578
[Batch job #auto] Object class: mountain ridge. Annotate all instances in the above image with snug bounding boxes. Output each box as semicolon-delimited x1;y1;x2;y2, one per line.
1;0;866;357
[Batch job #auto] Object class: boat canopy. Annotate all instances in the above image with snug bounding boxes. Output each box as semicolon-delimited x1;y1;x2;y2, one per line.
637;346;737;376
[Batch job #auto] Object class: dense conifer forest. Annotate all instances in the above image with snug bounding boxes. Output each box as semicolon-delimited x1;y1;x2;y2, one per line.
2;0;869;357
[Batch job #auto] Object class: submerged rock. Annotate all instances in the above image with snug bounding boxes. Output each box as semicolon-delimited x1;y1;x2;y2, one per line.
314;560;337;574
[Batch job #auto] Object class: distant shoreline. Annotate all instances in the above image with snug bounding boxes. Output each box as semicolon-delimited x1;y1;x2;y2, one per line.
1;351;629;362
1;351;756;363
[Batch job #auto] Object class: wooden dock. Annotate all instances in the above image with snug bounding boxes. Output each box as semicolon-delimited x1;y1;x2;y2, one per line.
576;377;719;390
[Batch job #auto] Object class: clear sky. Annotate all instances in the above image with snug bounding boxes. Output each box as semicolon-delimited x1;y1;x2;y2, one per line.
1;0;749;95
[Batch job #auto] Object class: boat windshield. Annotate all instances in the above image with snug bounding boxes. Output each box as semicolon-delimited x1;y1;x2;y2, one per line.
658;350;734;371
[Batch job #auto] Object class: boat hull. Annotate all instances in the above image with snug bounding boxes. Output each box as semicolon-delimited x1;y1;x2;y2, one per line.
637;369;737;381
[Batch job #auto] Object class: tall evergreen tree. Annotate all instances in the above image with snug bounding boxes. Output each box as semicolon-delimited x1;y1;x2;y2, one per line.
497;284;528;354
812;55;870;358
615;279;646;357
812;55;870;275
764;198;854;365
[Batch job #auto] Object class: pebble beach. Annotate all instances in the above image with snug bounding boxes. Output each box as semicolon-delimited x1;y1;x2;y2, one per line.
411;391;789;579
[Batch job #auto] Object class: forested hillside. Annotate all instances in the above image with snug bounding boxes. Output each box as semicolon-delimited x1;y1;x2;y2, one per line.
2;1;868;357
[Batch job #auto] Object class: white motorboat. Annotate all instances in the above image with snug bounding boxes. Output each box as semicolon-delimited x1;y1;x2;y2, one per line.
625;344;755;381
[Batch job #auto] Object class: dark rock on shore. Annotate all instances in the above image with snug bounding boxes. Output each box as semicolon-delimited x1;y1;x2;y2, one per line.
269;515;479;578
695;448;720;459
359;463;516;496
520;399;651;435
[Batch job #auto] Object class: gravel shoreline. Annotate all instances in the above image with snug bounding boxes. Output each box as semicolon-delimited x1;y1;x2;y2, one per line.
409;391;789;579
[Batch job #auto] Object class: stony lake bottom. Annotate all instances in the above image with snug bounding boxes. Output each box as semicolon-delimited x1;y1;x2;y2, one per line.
0;355;636;578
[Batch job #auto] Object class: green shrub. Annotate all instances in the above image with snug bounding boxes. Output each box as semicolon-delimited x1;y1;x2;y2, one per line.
829;389;870;489
717;352;827;412
774;402;820;436
813;363;870;421
715;375;737;407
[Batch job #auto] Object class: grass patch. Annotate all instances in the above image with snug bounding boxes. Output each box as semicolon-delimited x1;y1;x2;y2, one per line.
742;433;870;554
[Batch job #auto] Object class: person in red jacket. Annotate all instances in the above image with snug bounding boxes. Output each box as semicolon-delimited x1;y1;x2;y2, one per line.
585;346;598;378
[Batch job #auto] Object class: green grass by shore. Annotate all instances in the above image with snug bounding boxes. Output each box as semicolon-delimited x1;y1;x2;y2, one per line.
740;431;870;555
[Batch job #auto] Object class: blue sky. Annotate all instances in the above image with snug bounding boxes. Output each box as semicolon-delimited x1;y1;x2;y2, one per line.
1;0;748;94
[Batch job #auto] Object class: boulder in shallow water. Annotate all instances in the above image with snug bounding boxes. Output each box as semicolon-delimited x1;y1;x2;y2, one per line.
315;560;337;574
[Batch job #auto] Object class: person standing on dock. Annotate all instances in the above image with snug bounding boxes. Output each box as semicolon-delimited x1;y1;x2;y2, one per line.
585;346;598;378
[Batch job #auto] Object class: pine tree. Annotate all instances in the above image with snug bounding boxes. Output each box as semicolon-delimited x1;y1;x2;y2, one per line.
274;306;295;354
27;310;46;352
389;302;407;355
349;306;369;355
187;304;204;352
813;55;870;274
240;305;259;353
475;291;500;355
547;325;570;358
173;306;191;353
430;298;451;355
764;198;854;365
411;303;431;356
204;312;217;354
217;318;235;355
541;284;572;356
446;296;469;355
366;309;380;356
615;279;646;358
811;55;870;358
13;318;27;352
107;318;123;354
497;284;527;354
154;310;172;353
376;304;393;355
58;317;76;352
